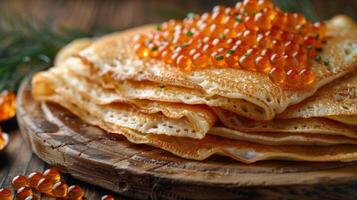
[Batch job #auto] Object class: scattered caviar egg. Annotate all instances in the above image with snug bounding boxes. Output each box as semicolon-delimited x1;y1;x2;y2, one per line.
272;11;287;29
101;195;115;200
24;196;39;200
0;188;12;200
12;175;29;190
285;69;301;88
28;172;43;189
0;130;6;150
269;67;285;84
16;187;33;200
284;53;299;71
254;12;271;31
242;0;260;14
239;49;257;71
299;69;315;86
134;43;149;59
52;182;68;198
161;50;173;64
245;15;259;31
176;55;192;71
132;0;324;89
258;0;273;9
67;185;84;200
0;91;16;121
193;52;210;68
225;52;240;68
37;178;55;194
43;168;61;182
270;53;285;68
256;56;272;73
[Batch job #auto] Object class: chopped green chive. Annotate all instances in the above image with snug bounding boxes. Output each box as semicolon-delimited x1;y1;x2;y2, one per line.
220;34;226;40
156;24;162;31
323;59;330;66
306;45;313;49
227;49;235;55
314;55;321;62
215;55;224;61
186;31;194;37
151;46;158;51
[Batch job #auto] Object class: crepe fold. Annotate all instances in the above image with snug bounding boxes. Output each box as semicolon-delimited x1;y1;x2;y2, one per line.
32;65;217;139
32;15;357;163
40;96;357;164
77;17;357;122
54;57;357;146
211;71;357;146
278;71;357;126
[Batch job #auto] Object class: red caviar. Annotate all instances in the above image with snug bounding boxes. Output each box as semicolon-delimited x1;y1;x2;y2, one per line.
133;0;327;89
0;91;16;121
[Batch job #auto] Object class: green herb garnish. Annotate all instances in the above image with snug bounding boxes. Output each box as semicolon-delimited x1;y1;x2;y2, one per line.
227;49;235;55
151;46;158;51
215;55;224;61
0;13;89;92
323;59;330;66
314;55;321;62
186;31;194;37
306;45;313;49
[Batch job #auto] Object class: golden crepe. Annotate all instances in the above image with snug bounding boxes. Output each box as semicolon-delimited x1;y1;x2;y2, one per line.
77;16;357;122
278;71;357;126
33;58;357;146
32;69;216;139
31;0;357;164
211;71;357;145
41;96;357;164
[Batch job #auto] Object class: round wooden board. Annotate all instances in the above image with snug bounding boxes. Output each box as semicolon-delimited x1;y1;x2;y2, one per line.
17;79;357;200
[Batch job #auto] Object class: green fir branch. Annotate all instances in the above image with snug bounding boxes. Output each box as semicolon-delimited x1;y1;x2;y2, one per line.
0;12;89;92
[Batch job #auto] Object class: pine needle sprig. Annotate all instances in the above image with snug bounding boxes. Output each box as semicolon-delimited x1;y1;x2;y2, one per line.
0;12;90;92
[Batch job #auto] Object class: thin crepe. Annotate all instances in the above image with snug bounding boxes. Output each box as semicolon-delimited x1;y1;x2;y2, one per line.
34;59;357;146
41;95;357;164
77;16;357;121
32;67;216;139
278;71;357;125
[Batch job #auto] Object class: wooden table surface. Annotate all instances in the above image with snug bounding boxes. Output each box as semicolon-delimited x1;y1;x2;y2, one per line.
0;129;130;200
3;128;357;200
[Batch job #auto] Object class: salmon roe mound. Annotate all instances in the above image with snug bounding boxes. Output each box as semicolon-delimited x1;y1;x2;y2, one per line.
133;0;327;89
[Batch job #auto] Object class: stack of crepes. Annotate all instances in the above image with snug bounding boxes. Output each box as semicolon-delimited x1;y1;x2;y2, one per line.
32;3;357;163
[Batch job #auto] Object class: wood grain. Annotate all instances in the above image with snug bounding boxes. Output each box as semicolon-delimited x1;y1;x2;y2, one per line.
15;78;357;200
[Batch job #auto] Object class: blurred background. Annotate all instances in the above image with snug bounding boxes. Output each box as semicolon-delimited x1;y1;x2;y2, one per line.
1;0;357;32
0;0;356;93
1;0;356;31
